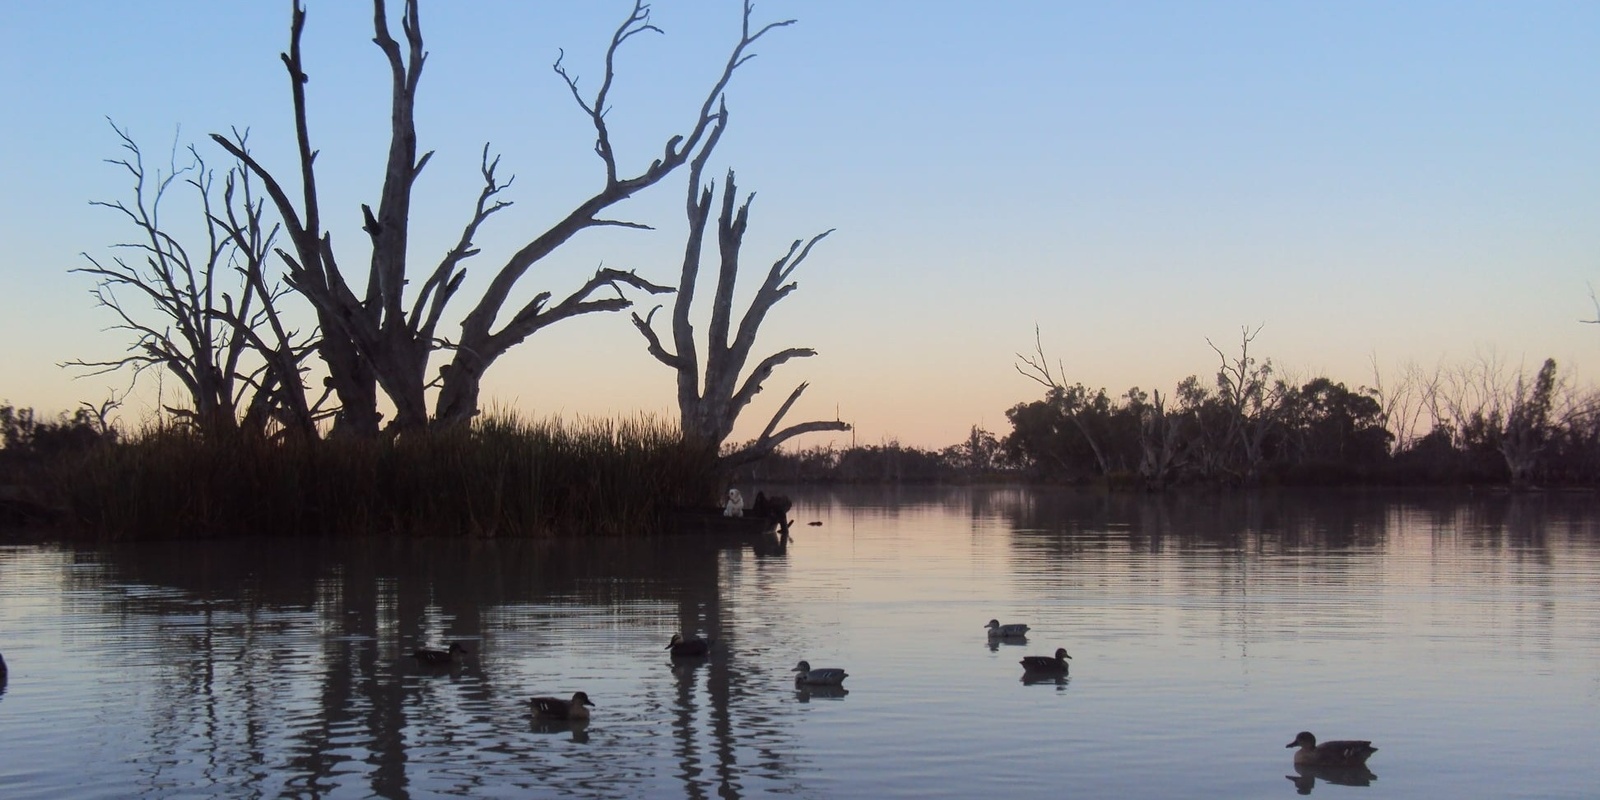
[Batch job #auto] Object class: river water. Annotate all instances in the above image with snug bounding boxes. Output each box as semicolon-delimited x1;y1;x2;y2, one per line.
1;487;1597;798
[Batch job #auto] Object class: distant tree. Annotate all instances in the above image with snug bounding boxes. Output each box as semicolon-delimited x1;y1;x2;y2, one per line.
213;0;795;436
940;425;1004;475
1500;358;1558;486
1174;374;1230;479
1003;394;1076;476
834;442;944;483
1129;387;1183;488
1;403;119;458
1015;329;1127;477
1281;377;1392;466
1367;356;1432;453
632;164;848;469
1421;351;1564;484
1205;324;1286;482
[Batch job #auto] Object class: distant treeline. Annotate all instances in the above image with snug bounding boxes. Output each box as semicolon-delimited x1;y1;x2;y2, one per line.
737;354;1600;489
5;341;1597;539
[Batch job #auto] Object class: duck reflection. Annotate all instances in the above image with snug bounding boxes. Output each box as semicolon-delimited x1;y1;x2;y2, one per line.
794;683;849;702
530;716;591;744
1285;764;1377;794
669;653;708;680
1020;673;1069;690
986;636;1028;652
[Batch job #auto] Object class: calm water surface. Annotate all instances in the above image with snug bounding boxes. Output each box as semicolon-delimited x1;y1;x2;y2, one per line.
2;487;1599;798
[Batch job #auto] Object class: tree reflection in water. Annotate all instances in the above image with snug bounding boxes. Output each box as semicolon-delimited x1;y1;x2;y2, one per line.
62;530;806;798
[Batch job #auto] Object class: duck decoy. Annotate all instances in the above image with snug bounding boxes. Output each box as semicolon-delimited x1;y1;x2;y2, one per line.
1020;647;1071;674
1286;731;1378;766
792;660;848;686
411;641;469;667
667;633;714;658
531;691;595;720
985;619;1030;638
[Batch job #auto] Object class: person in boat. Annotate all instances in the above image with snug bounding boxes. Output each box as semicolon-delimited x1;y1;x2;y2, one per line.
749;492;793;521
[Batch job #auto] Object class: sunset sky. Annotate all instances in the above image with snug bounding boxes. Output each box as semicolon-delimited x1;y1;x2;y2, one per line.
2;1;1596;449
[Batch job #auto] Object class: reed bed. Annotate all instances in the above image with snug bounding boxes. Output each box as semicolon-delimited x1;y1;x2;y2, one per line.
55;413;721;540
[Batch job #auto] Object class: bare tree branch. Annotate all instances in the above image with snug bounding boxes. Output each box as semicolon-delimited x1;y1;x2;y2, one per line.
70;121;317;439
437;0;796;427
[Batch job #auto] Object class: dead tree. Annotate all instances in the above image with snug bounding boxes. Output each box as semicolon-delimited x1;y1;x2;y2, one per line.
1134;388;1182;489
1367;355;1432;453
1015;327;1115;476
69;121;322;439
214;0;794;435
632;166;848;468
1206;324;1285;481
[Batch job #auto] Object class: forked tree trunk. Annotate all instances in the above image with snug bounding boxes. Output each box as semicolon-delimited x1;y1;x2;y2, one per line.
633;164;848;468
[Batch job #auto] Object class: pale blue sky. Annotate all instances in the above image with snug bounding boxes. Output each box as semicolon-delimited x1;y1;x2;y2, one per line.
2;1;1596;448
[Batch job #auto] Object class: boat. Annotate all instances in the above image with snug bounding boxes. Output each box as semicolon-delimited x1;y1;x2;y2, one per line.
661;507;789;536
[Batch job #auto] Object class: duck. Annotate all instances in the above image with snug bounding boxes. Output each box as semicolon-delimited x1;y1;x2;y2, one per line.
1286;731;1378;766
531;691;595;720
985;619;1030;638
667;633;714;657
411;641;469;667
0;650;7;681
792;660;848;686
1020;647;1071;673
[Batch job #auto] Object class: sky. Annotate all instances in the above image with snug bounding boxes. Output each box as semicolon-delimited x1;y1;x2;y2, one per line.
2;1;1597;450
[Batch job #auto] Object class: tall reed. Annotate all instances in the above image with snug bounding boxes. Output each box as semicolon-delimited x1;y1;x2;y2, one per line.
56;412;721;540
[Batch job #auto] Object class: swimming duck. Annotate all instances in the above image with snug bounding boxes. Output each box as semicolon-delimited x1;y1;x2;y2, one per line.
531;691;595;720
985;619;1030;638
792;660;848;686
1286;731;1377;766
667;633;714;657
411;641;469;667
1020;647;1071;673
